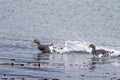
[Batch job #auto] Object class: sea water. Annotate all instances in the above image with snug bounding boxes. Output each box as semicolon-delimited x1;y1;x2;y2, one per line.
0;0;120;80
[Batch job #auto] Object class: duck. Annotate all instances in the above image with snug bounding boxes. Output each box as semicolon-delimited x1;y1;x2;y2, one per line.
32;39;63;53
88;44;113;58
32;39;56;53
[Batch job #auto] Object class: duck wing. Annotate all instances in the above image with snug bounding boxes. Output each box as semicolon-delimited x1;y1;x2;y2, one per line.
95;49;111;57
96;49;108;54
37;44;50;53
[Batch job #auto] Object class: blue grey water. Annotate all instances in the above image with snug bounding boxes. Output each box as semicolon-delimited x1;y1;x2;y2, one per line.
0;0;120;80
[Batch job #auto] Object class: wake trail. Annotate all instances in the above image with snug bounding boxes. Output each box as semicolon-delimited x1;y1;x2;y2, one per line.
54;40;120;57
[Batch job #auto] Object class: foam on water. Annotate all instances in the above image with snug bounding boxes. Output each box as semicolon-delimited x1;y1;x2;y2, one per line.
54;40;91;53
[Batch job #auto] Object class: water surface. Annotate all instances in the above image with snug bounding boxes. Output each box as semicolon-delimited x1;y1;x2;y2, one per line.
0;0;120;80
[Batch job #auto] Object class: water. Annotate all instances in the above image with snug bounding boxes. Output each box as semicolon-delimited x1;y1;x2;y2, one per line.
0;0;120;80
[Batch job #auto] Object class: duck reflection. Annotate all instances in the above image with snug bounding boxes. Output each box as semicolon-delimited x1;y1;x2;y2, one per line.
34;52;64;68
36;52;51;61
88;58;96;70
88;56;110;70
34;51;87;68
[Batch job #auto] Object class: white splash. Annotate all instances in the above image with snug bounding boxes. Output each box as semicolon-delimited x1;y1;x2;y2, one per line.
53;40;91;53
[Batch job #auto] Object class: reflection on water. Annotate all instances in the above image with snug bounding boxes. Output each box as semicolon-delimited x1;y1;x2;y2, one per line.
0;52;119;79
34;52;91;69
33;52;114;71
0;0;120;79
0;51;119;80
0;52;115;69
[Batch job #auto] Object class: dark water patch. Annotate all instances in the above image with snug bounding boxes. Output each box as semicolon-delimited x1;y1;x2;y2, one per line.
1;62;24;67
10;59;15;61
0;62;41;68
0;58;14;61
0;77;61;80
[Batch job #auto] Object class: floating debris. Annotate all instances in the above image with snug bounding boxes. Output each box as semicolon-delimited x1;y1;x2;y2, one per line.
10;62;14;66
3;74;6;76
105;72;110;74
0;62;41;68
20;63;24;66
10;78;15;80
19;78;26;80
39;78;48;80
1;78;8;80
33;62;41;67
81;75;85;76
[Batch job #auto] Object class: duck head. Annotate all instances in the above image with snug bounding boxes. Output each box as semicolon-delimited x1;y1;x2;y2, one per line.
88;44;96;49
32;39;41;45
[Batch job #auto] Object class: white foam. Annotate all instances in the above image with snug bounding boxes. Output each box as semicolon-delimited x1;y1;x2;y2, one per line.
53;40;91;53
63;40;90;52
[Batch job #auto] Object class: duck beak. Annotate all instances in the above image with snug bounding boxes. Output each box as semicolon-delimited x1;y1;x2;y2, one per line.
32;40;35;44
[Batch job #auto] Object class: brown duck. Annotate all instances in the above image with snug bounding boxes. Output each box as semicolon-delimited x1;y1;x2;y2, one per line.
32;39;55;53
